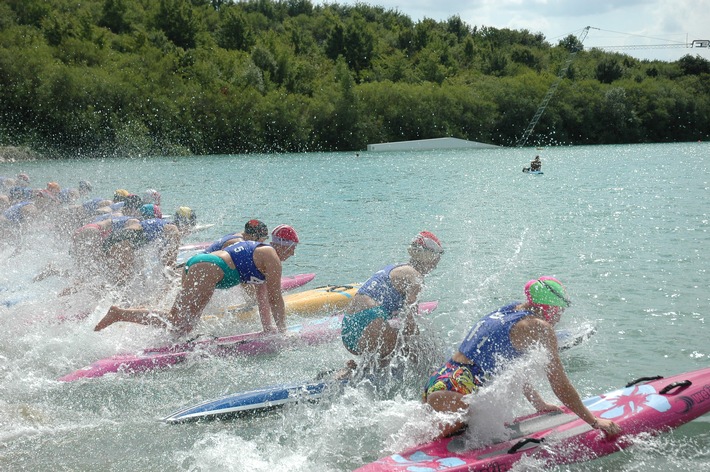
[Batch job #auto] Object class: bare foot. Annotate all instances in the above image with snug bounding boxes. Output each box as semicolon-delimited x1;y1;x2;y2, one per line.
94;306;121;331
334;359;358;380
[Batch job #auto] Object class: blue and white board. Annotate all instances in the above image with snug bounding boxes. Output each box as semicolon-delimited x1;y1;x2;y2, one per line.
163;376;348;423
163;328;592;424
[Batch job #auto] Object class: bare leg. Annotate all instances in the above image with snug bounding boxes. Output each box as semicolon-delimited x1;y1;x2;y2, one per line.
94;262;224;334
426;390;469;438
358;318;401;366
94;305;170;331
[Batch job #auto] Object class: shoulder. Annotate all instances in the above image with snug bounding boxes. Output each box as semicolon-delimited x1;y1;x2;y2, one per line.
390;264;422;281
510;315;556;348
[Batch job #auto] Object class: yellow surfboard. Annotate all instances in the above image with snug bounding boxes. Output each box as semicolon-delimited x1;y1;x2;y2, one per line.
206;284;361;322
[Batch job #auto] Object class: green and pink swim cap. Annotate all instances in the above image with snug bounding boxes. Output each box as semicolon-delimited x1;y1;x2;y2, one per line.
524;276;571;320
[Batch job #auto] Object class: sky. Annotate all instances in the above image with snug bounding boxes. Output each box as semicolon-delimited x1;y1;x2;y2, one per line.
313;0;710;62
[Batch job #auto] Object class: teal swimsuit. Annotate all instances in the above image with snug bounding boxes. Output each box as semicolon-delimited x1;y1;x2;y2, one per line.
184;253;242;289
341;306;392;353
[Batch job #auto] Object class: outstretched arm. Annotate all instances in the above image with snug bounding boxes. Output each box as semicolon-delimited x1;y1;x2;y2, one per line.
541;324;621;435
254;246;287;332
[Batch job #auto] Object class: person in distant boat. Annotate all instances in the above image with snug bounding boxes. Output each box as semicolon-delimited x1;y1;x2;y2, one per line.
423;277;622;439
94;224;300;336
529;155;542;171
339;231;443;374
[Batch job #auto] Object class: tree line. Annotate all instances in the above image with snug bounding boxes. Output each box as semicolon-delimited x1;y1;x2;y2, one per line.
0;0;708;157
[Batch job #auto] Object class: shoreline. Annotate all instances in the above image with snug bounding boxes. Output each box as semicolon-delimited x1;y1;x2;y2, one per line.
0;146;38;162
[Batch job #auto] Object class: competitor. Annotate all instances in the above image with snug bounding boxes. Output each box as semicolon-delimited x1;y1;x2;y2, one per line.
423;277;622;438
100;207;196;283
340;231;443;371
94;224;300;336
202;219;269;253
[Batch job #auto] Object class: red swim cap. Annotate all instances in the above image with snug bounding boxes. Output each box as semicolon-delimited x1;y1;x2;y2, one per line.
244;219;268;239
271;224;299;246
410;231;443;254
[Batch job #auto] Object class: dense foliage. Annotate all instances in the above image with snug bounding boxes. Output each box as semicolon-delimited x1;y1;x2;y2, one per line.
1;0;708;157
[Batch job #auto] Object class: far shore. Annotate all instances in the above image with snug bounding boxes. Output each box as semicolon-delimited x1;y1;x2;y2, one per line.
0;146;38;162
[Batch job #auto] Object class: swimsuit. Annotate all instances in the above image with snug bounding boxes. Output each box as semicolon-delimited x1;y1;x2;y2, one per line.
423;303;533;398
185;253;242;289
423;360;485;400
3;201;32;224
340;264;407;353
222;241;266;284
204;232;242;253
341;306;391;353
184;241;266;290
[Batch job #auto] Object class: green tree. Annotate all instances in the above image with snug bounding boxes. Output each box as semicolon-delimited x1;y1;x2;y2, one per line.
596;58;623;84
155;0;199;49
677;54;710;75
99;0;131;34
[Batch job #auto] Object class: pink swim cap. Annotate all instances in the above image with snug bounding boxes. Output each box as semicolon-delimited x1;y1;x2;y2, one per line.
271;224;299;246
410;231;443;254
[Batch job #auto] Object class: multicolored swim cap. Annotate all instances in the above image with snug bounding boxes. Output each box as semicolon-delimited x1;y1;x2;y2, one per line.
174;206;197;228
525;277;570;308
271;224;299;246
140;203;162;219
244;219;268;239
410;231;443;254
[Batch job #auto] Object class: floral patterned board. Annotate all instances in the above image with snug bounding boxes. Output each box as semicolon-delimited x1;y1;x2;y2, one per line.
356;367;710;472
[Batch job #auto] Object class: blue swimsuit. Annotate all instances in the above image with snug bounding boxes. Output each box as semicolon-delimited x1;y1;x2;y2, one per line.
341;264;407;353
185;240;266;290
424;302;533;399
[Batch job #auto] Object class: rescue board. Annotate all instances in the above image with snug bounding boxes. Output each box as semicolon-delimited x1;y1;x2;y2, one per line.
59;300;437;382
355;367;710;471
207;283;361;321
162;326;587;424
163;302;440;423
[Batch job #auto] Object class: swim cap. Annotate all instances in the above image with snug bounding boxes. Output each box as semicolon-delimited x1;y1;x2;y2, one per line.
78;180;92;192
244;219;268;239
16;173;29;184
113;189;130;202
410;231;443;254
174;206;197;228
46;182;61;194
271;224;299;246
143;189;161;205
525;277;570;308
140;203;162;219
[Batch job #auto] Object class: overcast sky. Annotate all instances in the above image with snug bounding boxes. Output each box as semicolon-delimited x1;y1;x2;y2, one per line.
314;0;710;62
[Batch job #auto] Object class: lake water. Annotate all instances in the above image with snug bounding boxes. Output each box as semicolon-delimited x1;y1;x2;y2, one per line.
1;142;708;471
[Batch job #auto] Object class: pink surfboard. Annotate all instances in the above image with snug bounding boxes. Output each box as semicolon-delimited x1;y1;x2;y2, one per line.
58;301;438;382
356;367;710;471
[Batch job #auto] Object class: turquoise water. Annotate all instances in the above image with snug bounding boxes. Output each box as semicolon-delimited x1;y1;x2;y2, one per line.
1;143;708;471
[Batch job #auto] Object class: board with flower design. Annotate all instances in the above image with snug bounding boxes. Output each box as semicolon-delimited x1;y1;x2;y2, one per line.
357;366;710;472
